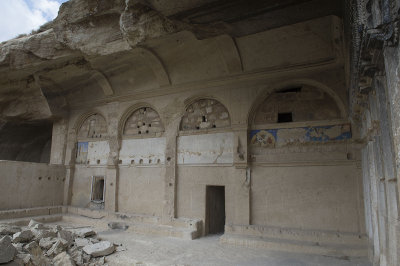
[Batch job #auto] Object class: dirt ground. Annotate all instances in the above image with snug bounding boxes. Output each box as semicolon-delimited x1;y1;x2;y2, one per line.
92;229;371;266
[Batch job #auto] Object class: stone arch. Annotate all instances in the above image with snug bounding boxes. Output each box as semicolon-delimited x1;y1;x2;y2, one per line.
180;97;231;131
119;103;164;137
75;111;108;140
248;79;347;127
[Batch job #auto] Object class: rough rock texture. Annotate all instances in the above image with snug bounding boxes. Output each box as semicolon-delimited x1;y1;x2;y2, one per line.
58;230;75;244
75;238;91;248
0;236;17;263
12;230;34;243
39;237;57;250
46;238;69;256
0;224;21;235
53;252;75;266
75;228;95;238
82;241;115;257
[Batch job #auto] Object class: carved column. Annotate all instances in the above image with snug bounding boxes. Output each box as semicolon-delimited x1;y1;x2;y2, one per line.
162;117;180;223
63;129;77;206
105;103;121;212
50;119;68;165
233;126;250;225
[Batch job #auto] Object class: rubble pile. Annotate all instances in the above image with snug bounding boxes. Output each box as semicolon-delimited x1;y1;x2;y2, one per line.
0;220;121;266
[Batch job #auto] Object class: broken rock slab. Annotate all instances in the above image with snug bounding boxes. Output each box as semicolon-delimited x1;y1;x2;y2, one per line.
12;230;34;243
0;236;17;263
16;253;31;264
58;230;75;244
75;228;96;238
23;241;42;257
75;237;91;248
108;222;129;230
33;229;57;240
46;238;68;257
83;241;115;257
39;237;57;250
0;224;20;235
53;252;75;266
28;220;46;230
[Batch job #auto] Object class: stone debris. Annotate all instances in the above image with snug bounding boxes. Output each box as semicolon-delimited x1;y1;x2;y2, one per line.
0;235;17;263
82;241;115;257
16;253;31;264
108;222;129;230
75;228;96;238
39;237;57;250
28;220;46;230
53;252;75;266
0;222;122;266
13;230;34;243
46;238;69;256
58;229;75;244
75;237;91;248
33;229;57;240
12;242;24;252
0;224;21;235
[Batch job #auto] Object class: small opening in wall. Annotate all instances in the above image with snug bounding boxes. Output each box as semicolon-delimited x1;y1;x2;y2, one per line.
131;160;135;164
146;130;149;134
276;86;302;93
149;124;151;127
202;116;206;122
48;177;51;180
143;122;146;126
97;159;100;164
138;131;142;134
139;159;143;164
137;125;140;128
149;159;152;164
167;157;171;162
38;177;42;180
91;176;105;203
196;126;200;130
278;112;293;123
212;124;216;128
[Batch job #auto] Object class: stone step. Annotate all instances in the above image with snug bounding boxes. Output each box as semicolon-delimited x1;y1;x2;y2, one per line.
225;224;367;246
66;206;160;225
61;213;200;240
220;233;368;257
0;206;63;220
0;214;63;226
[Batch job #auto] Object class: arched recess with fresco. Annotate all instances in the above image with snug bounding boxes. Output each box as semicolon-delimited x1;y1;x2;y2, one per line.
247;81;361;236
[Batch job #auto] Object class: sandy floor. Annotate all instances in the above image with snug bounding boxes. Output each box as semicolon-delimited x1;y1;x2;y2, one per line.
86;229;372;266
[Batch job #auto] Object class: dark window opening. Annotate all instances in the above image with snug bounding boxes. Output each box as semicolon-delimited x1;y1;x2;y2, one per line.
202;116;206;122
276;86;302;93
278;112;293;123
91;176;105;202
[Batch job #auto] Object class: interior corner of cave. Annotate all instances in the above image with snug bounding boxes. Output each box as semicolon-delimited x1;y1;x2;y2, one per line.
0;0;398;265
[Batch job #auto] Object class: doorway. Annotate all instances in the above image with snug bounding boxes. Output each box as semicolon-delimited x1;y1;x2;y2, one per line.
206;186;225;235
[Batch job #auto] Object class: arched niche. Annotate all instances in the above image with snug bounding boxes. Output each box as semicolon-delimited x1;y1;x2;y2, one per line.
77;113;108;140
122;106;164;137
252;84;342;126
75;112;109;165
180;98;230;131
